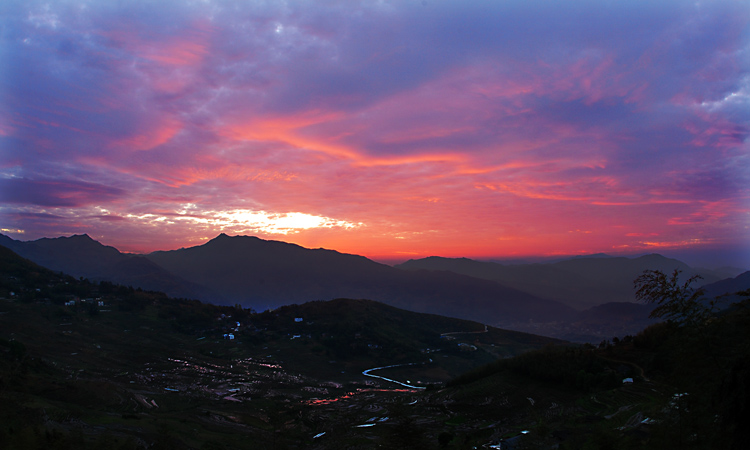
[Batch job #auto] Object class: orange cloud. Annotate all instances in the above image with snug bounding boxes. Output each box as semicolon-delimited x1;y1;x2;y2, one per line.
639;239;708;249
476;176;625;203
111;117;182;151
221;111;470;168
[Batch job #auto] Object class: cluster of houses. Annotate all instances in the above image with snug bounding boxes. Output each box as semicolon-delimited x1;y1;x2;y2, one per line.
223;321;242;340
218;314;245;340
63;297;105;307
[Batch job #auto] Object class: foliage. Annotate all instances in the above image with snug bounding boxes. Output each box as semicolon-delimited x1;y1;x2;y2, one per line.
634;269;713;326
628;273;750;449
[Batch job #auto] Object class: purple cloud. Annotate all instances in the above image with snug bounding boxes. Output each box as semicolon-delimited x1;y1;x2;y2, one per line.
0;178;125;207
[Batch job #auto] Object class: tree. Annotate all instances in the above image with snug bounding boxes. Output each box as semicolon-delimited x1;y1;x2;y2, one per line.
634;269;712;327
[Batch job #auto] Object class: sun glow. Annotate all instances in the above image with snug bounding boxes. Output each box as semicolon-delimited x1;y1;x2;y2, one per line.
124;208;362;236
215;210;362;235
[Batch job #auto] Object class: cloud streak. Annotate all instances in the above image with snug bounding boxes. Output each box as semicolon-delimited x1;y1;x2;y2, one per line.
1;0;748;266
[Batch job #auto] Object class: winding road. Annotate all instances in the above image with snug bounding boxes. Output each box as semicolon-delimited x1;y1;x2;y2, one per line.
362;361;430;389
361;324;490;388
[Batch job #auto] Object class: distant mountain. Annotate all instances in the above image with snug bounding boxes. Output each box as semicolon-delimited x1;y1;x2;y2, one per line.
570;253;613;259
701;271;750;306
0;234;220;301
146;233;574;325
0;234;574;326
396;254;725;310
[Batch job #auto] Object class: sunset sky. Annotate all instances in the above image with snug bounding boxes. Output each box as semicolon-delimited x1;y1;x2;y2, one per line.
1;0;749;267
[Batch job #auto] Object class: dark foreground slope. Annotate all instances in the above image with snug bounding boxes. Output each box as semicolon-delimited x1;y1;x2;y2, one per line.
439;296;750;449
146;233;574;325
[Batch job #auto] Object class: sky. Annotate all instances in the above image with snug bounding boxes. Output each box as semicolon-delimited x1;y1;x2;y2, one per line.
1;0;749;268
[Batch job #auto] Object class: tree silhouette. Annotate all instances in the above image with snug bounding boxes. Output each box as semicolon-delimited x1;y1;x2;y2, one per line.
634;269;712;327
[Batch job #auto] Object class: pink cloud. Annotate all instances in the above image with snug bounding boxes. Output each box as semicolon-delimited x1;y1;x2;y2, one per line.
3;0;747;267
109;117;182;152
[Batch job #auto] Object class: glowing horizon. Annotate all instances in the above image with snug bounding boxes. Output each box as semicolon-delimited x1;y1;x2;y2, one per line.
1;1;748;268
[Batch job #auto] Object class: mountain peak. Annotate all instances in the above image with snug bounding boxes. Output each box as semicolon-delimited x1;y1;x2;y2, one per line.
35;234;100;247
208;233;262;244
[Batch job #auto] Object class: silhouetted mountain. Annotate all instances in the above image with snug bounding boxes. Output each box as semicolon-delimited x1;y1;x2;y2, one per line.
109;255;221;301
396;254;724;309
570;253;612;259
701;271;750;306
0;233;123;277
146;233;574;325
0;234;219;301
0;243;61;281
0;234;573;326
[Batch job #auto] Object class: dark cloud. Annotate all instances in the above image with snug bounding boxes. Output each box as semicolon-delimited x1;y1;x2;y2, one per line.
0;178;125;207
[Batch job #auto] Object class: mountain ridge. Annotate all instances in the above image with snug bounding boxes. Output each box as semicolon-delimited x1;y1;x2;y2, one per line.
0;234;574;327
4;233;747;340
0;233;222;301
145;234;574;325
396;254;728;309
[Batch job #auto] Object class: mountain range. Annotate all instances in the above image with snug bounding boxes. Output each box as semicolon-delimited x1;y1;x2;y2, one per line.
0;234;571;327
395;254;739;309
0;233;217;301
1;233;748;340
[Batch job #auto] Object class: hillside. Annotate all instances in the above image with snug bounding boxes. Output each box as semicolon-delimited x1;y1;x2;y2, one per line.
439;293;750;450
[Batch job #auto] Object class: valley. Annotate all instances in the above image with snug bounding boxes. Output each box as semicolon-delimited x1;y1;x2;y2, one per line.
0;292;674;449
0;247;560;448
2;241;749;448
